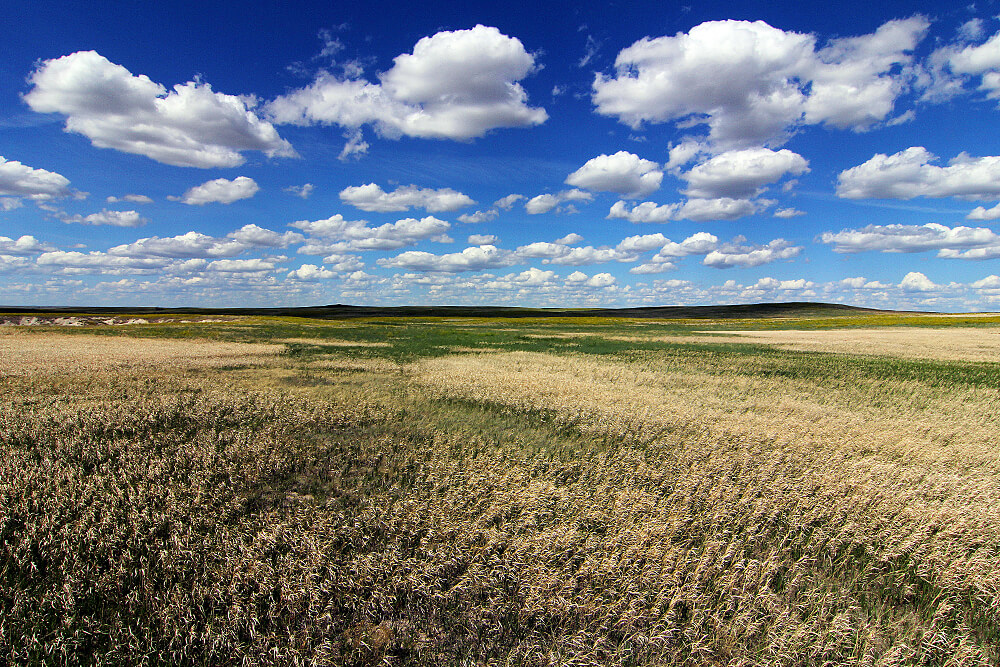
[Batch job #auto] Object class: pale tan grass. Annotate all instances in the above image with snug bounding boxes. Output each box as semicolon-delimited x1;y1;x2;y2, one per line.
0;332;282;376
689;327;1000;362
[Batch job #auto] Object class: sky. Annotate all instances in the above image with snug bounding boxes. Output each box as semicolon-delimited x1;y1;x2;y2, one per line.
3;0;1000;311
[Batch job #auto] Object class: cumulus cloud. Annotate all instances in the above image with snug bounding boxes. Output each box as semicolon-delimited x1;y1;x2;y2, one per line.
609;197;767;223
820;223;1000;254
515;241;633;265
900;271;938;291
774;207;805;218
681;148;808;199
458;208;499;224
108;224;301;259
267;25;547;141
0;156;73;199
377;244;519;272
106;194;153;204
929;29;1000;100
206;258;279;273
494;194;525;209
292;213;451;251
837;147;1000;200
288;264;337;281
967;203;1000;220
524;189;593;214
564;151;663;196
340;183;474;212
702;238;801;268
172;176;259;205
0;235;56;255
468;234;498;244
592;17;928;148
60;209;147;227
24;51;295;168
284;183;315;199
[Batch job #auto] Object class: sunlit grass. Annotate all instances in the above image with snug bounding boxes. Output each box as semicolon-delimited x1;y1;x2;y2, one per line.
2;313;999;665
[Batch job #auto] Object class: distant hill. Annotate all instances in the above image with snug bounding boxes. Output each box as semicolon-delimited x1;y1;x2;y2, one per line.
0;302;929;320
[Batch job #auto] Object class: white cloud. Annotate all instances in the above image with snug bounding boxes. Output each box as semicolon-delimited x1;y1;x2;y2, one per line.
24;51;295;168
494;193;525;209
584;273;616;288
616;233;669;253
0;235;55;255
702;238;801;268
284;183;315;199
292;214;450;251
287;264;335;281
60;209;147;227
967;203;1000;220
172;176;259;205
108;225;301;259
514;241;629;265
339;130;369;161
820;223;1000;254
937;29;1000;99
681;148;808;199
267;25;547;141
657;232;719;257
900;271;938;291
554;233;584;245
0;156;73;199
564;151;663;196
106;194;153;204
458;208;499;223
377;244;519;272
608;200;676;223
1;197;24;211
468;234;498;244
837;147;1000;200
206;258;279;273
774;207;805;218
340;183;474;212
524;189;593;214
592;17;928;148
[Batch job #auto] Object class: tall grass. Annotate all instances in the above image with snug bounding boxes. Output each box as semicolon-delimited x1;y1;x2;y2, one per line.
2;321;998;665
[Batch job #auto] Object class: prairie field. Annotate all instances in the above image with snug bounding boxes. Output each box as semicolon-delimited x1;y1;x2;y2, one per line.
2;311;999;665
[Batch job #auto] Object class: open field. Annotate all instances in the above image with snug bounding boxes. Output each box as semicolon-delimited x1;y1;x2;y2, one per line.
2;309;999;665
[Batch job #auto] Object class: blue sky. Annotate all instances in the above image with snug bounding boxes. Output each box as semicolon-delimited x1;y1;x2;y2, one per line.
3;0;1000;311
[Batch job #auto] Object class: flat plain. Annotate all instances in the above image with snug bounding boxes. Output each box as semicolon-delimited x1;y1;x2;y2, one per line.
2;308;999;665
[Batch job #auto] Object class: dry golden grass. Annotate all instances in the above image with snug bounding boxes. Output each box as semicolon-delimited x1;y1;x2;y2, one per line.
0;331;281;376
2;320;998;665
690;327;1000;362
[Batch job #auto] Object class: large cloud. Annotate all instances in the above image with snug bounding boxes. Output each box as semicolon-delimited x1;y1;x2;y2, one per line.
608;197;766;223
293;214;451;251
524;189;593;214
681;148;808;199
837;147;1000;200
0;156;73;199
564;151;663;196
108;225;301;259
339;183;474;212
592;17;928;148
24;51;296;168
702;238;801;268
173;177;259;205
59;209;147;227
377;244;519;272
820;223;1000;259
268;25;547;141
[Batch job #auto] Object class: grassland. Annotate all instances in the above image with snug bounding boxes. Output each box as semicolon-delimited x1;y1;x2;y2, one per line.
2;310;999;665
